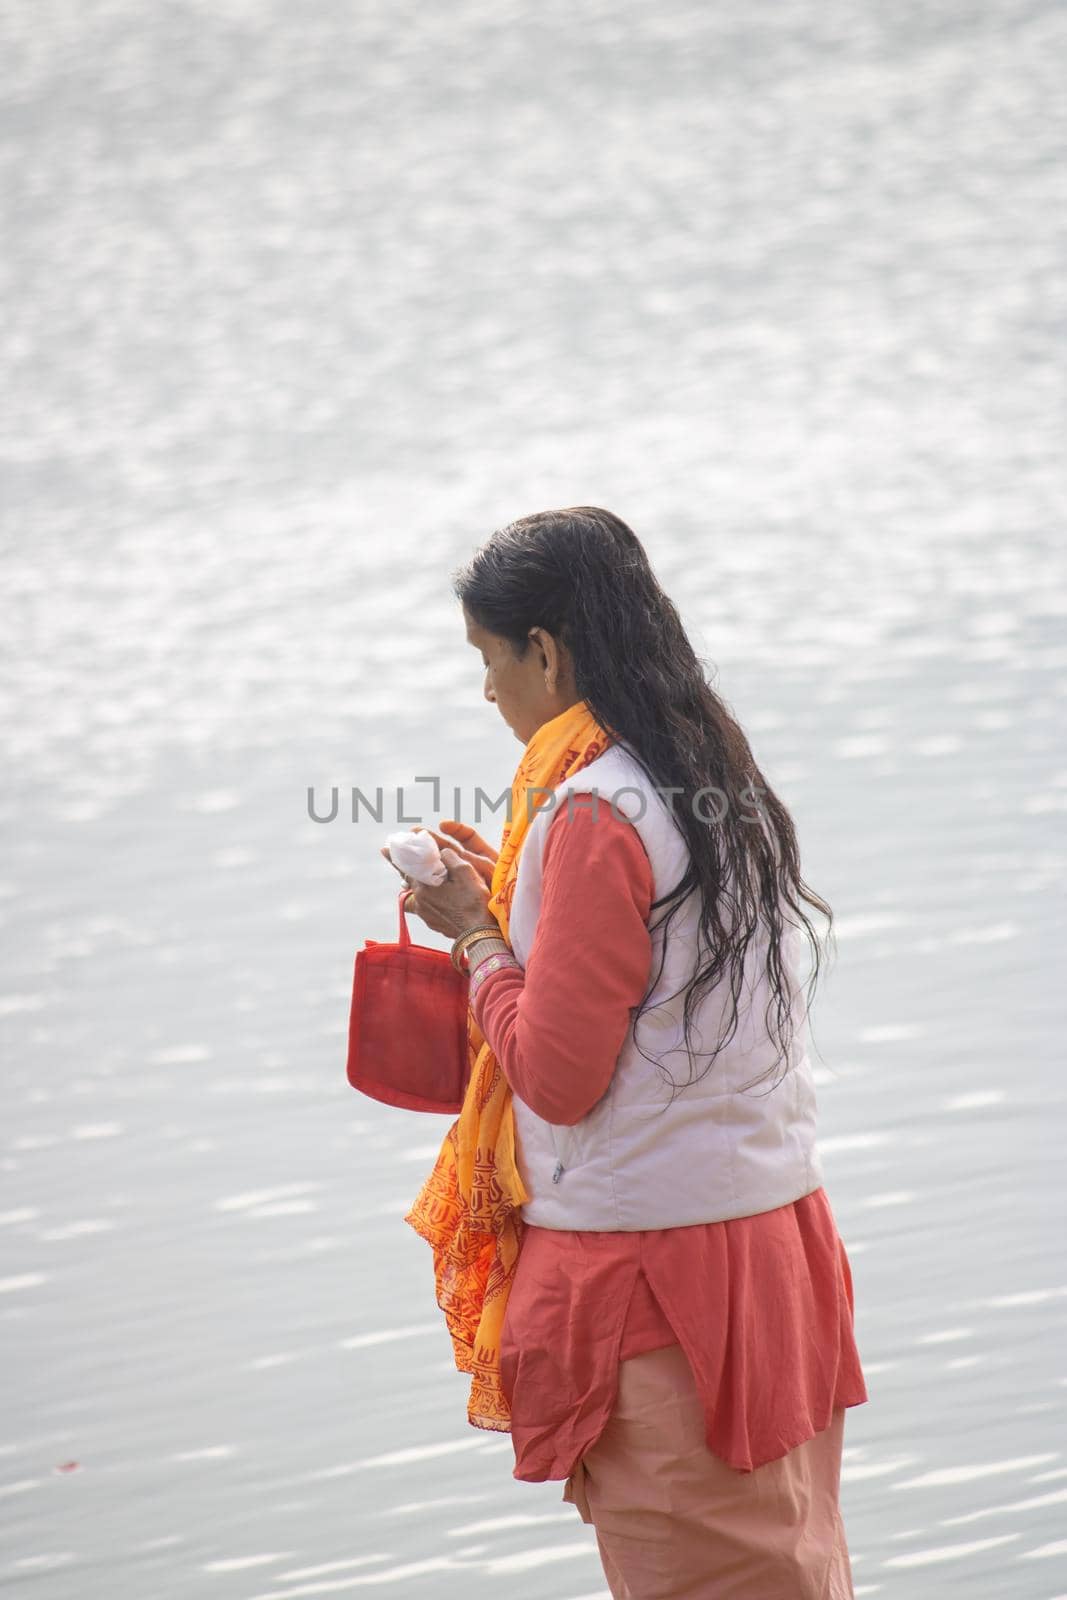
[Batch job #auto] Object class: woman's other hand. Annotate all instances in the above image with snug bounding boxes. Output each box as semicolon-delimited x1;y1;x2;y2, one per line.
414;819;498;887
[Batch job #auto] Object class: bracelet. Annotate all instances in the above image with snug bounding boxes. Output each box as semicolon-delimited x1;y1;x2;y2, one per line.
466;935;510;970
469;950;521;1002
450;924;504;973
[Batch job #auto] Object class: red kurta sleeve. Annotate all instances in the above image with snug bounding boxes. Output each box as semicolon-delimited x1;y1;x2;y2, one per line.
470;797;654;1126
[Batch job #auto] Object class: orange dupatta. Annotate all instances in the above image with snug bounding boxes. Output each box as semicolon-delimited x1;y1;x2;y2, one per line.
404;698;615;1430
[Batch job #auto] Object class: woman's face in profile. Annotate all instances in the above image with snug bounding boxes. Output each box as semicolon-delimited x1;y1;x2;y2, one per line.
463;605;574;744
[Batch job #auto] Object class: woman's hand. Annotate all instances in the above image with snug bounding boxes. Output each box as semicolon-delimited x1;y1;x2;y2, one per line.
414;820;498;887
379;844;497;940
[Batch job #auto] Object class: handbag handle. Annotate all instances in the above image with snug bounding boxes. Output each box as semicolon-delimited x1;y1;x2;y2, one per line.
397;886;417;947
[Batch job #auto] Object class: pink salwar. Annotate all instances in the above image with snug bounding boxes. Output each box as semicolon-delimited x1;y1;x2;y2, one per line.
562;1343;856;1600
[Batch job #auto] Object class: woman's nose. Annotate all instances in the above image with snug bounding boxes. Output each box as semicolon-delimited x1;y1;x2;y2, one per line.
483;671;495;704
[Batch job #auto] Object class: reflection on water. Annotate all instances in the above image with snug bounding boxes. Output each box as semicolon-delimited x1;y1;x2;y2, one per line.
1;1;1065;1596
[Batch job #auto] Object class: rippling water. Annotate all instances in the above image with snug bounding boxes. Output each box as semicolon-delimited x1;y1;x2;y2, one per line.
2;1;1066;1596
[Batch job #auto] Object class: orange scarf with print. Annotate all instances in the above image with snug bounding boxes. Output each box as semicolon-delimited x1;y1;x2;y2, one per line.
404;698;614;1430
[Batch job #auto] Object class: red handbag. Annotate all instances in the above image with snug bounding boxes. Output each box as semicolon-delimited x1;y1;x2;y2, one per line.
346;888;472;1114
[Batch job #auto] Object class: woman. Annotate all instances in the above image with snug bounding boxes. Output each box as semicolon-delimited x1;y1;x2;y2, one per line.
389;506;868;1599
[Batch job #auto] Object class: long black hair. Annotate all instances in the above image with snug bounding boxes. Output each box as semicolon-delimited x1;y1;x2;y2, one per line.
453;505;835;1099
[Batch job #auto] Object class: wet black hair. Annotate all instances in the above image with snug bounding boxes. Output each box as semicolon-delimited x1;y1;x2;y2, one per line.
453;505;835;1099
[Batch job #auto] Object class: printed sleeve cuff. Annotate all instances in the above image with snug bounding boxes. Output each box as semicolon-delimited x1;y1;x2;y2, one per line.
469;951;523;1009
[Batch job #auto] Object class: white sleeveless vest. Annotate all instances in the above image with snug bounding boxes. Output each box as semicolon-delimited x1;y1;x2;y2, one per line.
506;741;825;1230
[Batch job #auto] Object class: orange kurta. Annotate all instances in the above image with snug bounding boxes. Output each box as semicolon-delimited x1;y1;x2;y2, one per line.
470;800;869;1481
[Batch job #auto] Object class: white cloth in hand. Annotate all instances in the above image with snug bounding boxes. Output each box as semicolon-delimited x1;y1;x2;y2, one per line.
386;829;448;886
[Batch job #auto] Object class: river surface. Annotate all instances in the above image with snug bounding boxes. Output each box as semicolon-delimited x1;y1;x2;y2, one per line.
2;1;1066;1596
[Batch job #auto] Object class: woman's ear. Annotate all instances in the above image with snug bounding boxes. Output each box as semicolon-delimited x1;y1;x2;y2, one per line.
530;626;559;689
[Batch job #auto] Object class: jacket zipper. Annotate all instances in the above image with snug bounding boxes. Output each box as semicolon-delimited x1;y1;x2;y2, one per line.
549;1124;565;1184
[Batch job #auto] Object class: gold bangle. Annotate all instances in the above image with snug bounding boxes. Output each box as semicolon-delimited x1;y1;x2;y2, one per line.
451;926;500;963
450;925;504;973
